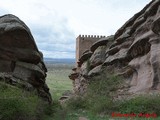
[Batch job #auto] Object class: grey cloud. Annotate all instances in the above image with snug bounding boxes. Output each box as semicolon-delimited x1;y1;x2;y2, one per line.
29;17;76;58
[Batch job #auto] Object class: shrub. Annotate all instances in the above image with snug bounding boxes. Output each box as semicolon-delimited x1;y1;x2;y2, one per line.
66;96;87;110
84;72;122;114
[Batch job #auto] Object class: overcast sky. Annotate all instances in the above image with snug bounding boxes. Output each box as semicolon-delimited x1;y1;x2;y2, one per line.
0;0;151;59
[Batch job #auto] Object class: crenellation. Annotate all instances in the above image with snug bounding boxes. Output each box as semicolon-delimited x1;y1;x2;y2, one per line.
77;35;106;39
77;34;106;40
78;35;81;38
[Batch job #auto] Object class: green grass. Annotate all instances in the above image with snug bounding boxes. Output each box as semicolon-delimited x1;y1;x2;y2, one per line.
46;64;73;100
0;64;74;120
0;81;51;120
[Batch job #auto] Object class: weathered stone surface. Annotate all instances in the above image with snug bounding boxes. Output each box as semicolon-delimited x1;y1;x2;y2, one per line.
79;51;92;63
128;53;151;93
90;35;114;52
72;67;77;71
106;46;120;55
104;0;160;94
70;0;160;96
79;117;88;120
72;76;88;95
90;46;107;68
69;72;79;80
0;60;14;72
82;49;90;55
0;14;52;103
104;48;128;66
80;61;90;77
88;65;102;77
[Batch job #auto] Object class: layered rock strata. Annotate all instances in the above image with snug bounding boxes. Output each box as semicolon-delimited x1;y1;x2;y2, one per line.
0;14;52;103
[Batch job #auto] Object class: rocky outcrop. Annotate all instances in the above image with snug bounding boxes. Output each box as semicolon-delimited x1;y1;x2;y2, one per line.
69;36;114;94
0;14;52;103
69;0;160;96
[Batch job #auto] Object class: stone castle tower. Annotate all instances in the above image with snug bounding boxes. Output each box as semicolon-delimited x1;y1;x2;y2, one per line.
76;35;105;64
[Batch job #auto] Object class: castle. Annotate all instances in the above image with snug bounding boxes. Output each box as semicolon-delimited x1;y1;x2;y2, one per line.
76;35;105;65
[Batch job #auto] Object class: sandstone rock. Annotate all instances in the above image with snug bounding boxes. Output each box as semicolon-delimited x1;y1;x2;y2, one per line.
106;46;120;55
77;61;83;67
71;0;160;96
72;67;77;71
0;59;14;72
69;72;79;80
90;35;114;52
79;51;92;63
88;65;102;77
104;48;128;66
72;76;88;95
82;49;90;55
90;46;107;68
104;0;160;93
0;14;52;103
79;117;88;120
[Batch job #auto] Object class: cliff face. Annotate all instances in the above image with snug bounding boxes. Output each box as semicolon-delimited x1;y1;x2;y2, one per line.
0;14;52;103
69;0;160;96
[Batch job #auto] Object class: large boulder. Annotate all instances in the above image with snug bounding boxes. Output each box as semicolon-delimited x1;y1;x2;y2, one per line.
0;14;52;103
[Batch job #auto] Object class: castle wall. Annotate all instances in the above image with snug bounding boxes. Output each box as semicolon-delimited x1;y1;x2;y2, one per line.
76;35;105;64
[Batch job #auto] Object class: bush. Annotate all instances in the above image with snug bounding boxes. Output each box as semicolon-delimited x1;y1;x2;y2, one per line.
66;96;87;110
84;73;122;114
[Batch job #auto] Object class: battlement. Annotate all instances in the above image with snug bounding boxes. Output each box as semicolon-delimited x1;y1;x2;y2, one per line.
77;35;106;39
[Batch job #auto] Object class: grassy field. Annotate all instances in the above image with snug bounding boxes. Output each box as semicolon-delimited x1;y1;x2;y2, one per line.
46;64;73;100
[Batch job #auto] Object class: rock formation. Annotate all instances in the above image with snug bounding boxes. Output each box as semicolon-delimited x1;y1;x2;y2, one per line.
69;36;114;95
69;0;160;96
0;14;52;103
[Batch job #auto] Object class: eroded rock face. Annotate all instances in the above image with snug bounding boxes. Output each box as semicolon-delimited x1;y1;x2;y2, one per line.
111;0;160;93
69;0;160;96
0;14;52;103
69;36;114;94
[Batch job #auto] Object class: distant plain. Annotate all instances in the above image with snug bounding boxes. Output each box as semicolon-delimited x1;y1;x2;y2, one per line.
45;58;74;100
